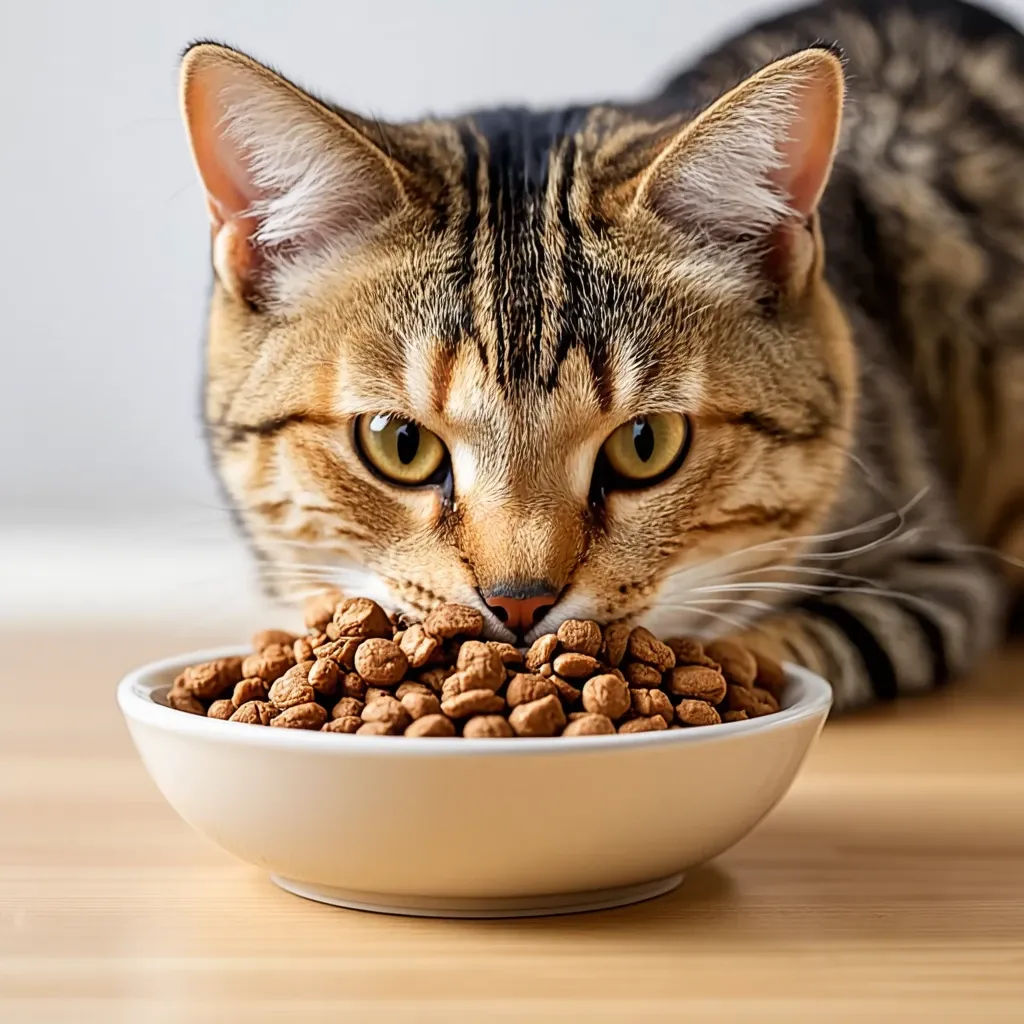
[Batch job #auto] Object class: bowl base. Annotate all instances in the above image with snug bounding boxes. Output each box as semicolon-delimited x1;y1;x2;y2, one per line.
270;872;684;918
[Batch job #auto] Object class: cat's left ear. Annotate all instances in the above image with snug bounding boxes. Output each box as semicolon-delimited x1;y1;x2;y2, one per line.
636;47;844;292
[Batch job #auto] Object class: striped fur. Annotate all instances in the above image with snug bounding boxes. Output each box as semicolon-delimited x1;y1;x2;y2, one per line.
182;0;1022;711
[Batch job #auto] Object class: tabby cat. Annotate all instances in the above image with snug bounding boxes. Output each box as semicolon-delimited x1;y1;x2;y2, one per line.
180;0;1023;710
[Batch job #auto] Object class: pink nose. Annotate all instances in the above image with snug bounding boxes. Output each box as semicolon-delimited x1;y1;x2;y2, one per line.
481;590;556;634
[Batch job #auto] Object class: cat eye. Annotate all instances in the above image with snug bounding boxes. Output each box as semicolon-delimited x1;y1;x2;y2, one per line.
355;413;448;486
600;413;690;486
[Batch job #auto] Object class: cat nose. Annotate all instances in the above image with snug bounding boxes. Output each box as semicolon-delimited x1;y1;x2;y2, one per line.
479;583;557;634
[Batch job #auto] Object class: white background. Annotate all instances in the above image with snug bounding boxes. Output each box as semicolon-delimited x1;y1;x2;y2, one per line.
3;0;1022;621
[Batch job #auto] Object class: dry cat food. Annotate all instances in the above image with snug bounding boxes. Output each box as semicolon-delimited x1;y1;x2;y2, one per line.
166;593;785;737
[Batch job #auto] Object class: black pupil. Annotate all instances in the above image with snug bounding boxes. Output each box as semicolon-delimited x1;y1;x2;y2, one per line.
632;419;655;463
395;421;420;465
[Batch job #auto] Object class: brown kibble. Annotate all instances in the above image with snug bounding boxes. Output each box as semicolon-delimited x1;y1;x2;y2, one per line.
753;652;787;701
462;715;514;738
624;661;662;688
364;686;392;704
401;691;442;720
418;667;448;692
304;588;342;630
332;597;392;640
676;700;722;727
726;684;775;717
556;619;602;657
354;638;408;686
176;656;246;699
441;689;505;718
230;700;280;725
562;713;615;736
552;652;602;679
627;627;676;671
231;677;268;708
722;710;749;723
308;658;340;698
268;670;316;710
505;673;558;708
538;663;554;678
750;687;781;713
509;694;566;737
322;716;362;733
581;673;631;720
455;640;504;690
704;639;758;688
629;688;673;724
356;721;396;736
619;715;668;734
549;675;582;705
293;637;315;663
241;645;295;684
667;665;728;704
312;638;361;669
665;636;720;669
396;681;433;700
339;672;367;700
361;695;412;731
602;622;631;667
525;634;558;671
424;603;484;639
398;623;440;668
330;696;365;720
207;698;235;720
405;714;457;737
488;641;523;666
167;686;205;715
271;702;328;730
252;629;297;652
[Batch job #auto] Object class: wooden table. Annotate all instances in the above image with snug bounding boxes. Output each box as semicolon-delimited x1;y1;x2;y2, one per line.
2;627;1023;1022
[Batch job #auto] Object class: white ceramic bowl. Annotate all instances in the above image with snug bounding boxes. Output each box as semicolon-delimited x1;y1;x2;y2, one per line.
118;647;831;918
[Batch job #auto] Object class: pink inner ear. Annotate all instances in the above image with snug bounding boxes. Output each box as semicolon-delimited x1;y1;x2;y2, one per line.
770;64;843;219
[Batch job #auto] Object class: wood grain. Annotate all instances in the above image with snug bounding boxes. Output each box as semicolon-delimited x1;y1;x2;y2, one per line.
2;628;1023;1022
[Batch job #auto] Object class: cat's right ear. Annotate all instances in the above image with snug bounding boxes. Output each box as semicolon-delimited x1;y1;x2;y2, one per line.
180;43;405;305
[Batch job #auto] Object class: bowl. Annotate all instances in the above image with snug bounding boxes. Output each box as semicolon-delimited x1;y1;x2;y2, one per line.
118;646;831;918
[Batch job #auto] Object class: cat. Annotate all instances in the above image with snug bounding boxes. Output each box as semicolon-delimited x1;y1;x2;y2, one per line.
180;0;1023;711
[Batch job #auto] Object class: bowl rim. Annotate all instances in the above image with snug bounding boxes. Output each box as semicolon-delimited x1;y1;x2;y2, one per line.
118;645;832;758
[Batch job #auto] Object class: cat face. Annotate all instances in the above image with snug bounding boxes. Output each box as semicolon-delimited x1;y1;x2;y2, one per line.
184;43;856;641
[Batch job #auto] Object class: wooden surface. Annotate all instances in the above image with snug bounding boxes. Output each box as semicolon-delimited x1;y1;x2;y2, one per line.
2;627;1023;1023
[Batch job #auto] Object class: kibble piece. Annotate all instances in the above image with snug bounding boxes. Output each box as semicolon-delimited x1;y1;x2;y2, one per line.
293;637;315;663
441;689;505;718
704;640;758;688
312;638;361;669
397;624;440;669
424;603;484;639
665;636;720;669
331;598;392;640
463;715;514;738
726;683;775;718
354;638;408;686
396;681;433;700
405;714;457;737
271;702;328;730
166;686;206;715
455;640;504;690
268;671;316;710
307;658;340;698
322;716;361;734
207;699;235;720
356;721;396;736
361;695;412;731
602;622;631;667
619;716;668;734
232;677;269;708
722;710;749;723
525;634;558;672
505;673;558;708
418;667;448;692
304;588;342;631
562;713;615;737
364;686;392;704
509;694;566;737
330;696;365;720
666;665;728;704
538;663;554;678
549;674;582;705
750;687;781;713
252;629;297;652
339;672;367;700
230;700;280;725
752;652;787;701
176;657;246;699
624;662;663;688
557;619;602;658
627;627;676;672
488;642;523;666
552;652;602;679
241;644;295;684
581;674;631;720
401;691;442;720
629;688;674;725
676;700;722;727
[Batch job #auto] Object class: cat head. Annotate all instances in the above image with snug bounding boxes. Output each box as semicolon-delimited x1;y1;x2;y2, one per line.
180;42;855;641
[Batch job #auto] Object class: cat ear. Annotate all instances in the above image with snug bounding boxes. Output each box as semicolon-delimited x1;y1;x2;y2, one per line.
180;43;404;304
637;47;844;287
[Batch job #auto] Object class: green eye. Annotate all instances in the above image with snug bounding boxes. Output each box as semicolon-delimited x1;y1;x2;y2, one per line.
356;413;447;486
602;414;689;483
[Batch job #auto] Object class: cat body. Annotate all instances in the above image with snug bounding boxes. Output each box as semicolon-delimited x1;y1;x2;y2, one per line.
181;0;1022;710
